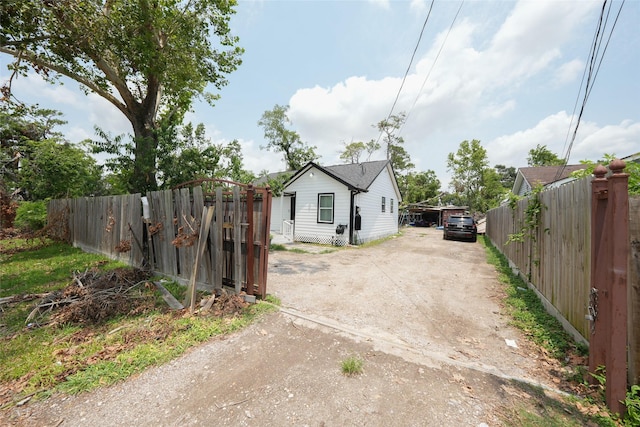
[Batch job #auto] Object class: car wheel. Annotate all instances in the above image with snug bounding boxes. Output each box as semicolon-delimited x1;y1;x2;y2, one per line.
471;235;477;243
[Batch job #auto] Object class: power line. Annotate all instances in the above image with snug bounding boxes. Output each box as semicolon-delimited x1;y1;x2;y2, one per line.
555;0;625;180
374;0;435;148
401;0;464;135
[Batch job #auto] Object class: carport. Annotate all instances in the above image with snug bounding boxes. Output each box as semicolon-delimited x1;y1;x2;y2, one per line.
401;203;467;227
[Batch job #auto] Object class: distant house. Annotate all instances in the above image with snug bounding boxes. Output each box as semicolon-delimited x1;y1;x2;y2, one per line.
511;165;588;196
271;160;401;246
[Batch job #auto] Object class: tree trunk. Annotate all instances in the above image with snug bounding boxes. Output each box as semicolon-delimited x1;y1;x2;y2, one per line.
129;114;158;194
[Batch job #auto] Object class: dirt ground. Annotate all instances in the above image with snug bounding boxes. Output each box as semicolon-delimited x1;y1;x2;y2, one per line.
10;227;575;426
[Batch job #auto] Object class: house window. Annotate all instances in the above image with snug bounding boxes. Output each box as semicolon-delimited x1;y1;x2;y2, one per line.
318;193;334;223
391;198;394;213
381;196;386;213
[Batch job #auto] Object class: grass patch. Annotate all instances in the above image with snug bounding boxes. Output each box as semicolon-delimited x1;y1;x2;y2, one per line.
341;355;364;376
480;236;576;359
497;381;616;427
480;236;625;426
0;239;125;297
0;237;278;407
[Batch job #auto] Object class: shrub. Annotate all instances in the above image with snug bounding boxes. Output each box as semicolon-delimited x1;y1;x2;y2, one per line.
14;200;48;231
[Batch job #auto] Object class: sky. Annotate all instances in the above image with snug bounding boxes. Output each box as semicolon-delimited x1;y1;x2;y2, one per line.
2;0;639;190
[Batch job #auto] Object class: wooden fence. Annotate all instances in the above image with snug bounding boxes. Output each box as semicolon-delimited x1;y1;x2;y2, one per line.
486;176;640;386
48;194;145;267
47;181;272;298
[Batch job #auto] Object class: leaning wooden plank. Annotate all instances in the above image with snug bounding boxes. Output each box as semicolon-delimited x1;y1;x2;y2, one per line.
154;282;184;310
184;206;215;311
233;186;243;294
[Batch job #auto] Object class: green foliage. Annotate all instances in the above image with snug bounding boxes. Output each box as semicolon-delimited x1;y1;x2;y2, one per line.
0;236;277;400
1;103;103;200
19;139;103;200
341;355;364;376
527;144;564;166
507;184;545;243
375;112;414;175
482;236;575;359
571;153;640;196
2;0;244;194
260;171;292;197
506;184;546;278
156;123;254;188
401;170;441;204
339;140;380;164
0;239;124;298
14;200;47;231
479;167;508;212
258;105;319;170
495;164;517;189
447;139;505;212
624;385;640;426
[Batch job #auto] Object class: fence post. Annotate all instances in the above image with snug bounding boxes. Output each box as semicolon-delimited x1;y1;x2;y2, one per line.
606;159;629;415
590;165;609;375
589;160;629;416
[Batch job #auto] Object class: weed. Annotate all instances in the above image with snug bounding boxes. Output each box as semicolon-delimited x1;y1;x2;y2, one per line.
0;236;278;405
481;236;574;359
624;385;640;426
341;355;364;376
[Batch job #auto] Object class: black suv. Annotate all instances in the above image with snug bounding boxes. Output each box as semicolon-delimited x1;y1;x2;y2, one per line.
443;215;477;242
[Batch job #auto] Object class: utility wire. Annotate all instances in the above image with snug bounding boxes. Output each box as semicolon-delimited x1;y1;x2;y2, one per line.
401;0;464;135
374;0;435;148
555;0;625;180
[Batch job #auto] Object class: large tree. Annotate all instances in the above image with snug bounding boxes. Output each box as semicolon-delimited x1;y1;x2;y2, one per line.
374;112;414;175
494;164;516;189
258;104;318;170
339;140;380;164
0;103;103;202
447;139;489;211
0;0;243;193
401;170;441;205
527;144;564;166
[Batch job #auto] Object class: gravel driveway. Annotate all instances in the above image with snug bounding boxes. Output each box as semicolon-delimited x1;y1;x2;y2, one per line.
14;227;563;427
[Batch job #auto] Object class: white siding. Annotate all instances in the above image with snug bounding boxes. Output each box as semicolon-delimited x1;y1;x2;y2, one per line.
270;194;283;232
288;167;351;245
353;164;399;244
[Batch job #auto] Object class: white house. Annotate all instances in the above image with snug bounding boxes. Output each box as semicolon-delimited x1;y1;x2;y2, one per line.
271;160;401;246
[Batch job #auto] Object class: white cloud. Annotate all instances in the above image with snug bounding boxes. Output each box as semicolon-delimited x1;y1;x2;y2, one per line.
554;59;584;87
281;0;610;181
86;93;131;136
368;0;390;10
410;0;428;14
486;113;640;169
6;72;83;108
486;111;575;167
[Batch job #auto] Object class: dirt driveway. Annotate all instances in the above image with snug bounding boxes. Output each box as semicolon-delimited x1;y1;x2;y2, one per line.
15;227;565;426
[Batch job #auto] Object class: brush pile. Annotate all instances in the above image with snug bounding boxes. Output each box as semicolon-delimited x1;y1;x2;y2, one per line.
27;268;154;326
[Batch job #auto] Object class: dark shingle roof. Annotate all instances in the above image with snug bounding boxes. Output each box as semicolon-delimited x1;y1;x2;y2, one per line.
519;165;587;186
322;160;390;191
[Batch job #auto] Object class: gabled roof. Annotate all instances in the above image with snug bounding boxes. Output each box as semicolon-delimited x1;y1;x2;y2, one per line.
512;165;588;195
287;160;392;192
518;165;587;187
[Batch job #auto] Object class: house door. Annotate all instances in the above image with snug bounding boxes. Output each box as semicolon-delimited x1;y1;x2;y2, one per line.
289;196;296;221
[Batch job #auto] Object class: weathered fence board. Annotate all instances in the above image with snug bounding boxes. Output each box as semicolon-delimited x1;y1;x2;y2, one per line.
48;194;144;267
47;181;272;298
487;178;591;341
486;176;639;388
